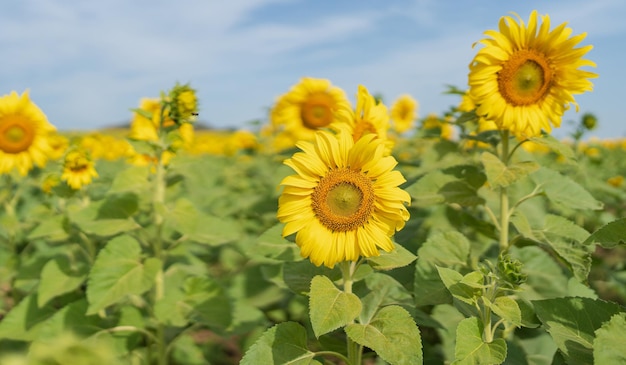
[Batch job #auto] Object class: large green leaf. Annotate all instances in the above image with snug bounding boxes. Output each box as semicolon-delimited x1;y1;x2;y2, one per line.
481;152;538;188
583;217;626;248
309;275;361;338
240;322;320;365
37;256;89;307
593;313;626;364
346;305;422;365
452;317;507;365
164;198;240;246
27;214;69;242
86;235;161;314
414;231;470;306
0;293;58;340
531;167;603;210
367;242;417;271
533;297;624;365
107;165;151;194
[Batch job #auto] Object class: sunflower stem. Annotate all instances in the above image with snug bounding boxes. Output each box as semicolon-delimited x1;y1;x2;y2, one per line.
341;261;362;365
499;131;511;254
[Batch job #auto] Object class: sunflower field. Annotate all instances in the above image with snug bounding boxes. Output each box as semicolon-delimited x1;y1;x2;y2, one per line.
1;10;626;365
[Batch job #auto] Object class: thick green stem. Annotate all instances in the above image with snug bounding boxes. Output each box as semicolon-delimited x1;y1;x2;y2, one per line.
499;131;510;253
340;261;362;365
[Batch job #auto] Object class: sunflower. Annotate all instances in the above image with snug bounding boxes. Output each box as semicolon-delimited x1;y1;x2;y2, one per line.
468;10;597;137
271;78;351;142
61;149;98;190
129;98;172;142
390;94;418;134
277;129;410;268
0;91;56;176
334;85;394;154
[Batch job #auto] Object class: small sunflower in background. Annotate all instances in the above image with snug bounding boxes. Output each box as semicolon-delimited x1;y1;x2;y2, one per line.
61;148;98;190
390;94;418;134
334;85;394;154
468;10;597;137
271;77;351;142
277;129;410;268
0;90;56;176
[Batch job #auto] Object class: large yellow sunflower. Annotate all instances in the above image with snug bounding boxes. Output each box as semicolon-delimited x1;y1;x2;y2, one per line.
390;94;418;134
277;129;410;268
271;78;351;142
0;91;56;175
468;10;597;137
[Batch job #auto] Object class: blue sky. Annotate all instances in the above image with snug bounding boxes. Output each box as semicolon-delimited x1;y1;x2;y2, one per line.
2;0;624;139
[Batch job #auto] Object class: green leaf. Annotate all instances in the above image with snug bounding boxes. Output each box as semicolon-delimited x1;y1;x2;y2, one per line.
357;273;413;324
183;276;232;329
531;167;603;210
542;214;589;243
452;317;507;365
73;218;140;237
437;267;483;305
481;152;538;188
283;261;341;295
240;322;319;365
439;180;486;206
414;231;470;306
488;296;522;327
528;134;576;161
543;238;591;283
165;198;240;245
107;165;151;194
27;215;69;242
0;293;58;340
37;299;104;339
97;192;139;219
583;217;626;248
309;275;361;337
593;313;626;364
37;256;89;307
250;223;303;263
405;170;456;206
367;242;417;271
346;305;422;365
86;235;161;314
533;297;623;365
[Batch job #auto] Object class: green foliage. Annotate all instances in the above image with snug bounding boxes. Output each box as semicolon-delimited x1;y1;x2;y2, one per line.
309;275;361;338
346;306;423;365
452;317;507;365
533;297;625;365
240;322;320;365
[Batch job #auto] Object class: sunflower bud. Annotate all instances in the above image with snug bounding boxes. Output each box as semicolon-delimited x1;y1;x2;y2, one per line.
168;83;198;124
581;113;597;131
497;254;527;288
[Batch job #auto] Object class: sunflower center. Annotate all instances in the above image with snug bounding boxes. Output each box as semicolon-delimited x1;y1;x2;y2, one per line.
498;49;553;106
0;116;36;154
311;168;375;232
300;93;334;129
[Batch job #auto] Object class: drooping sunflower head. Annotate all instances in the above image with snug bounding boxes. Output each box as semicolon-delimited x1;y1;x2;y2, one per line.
270;78;351;141
168;83;198;124
61;148;98;190
0;90;56;176
468;10;597;137
129;98;170;142
277;129;410;268
390;94;418;134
